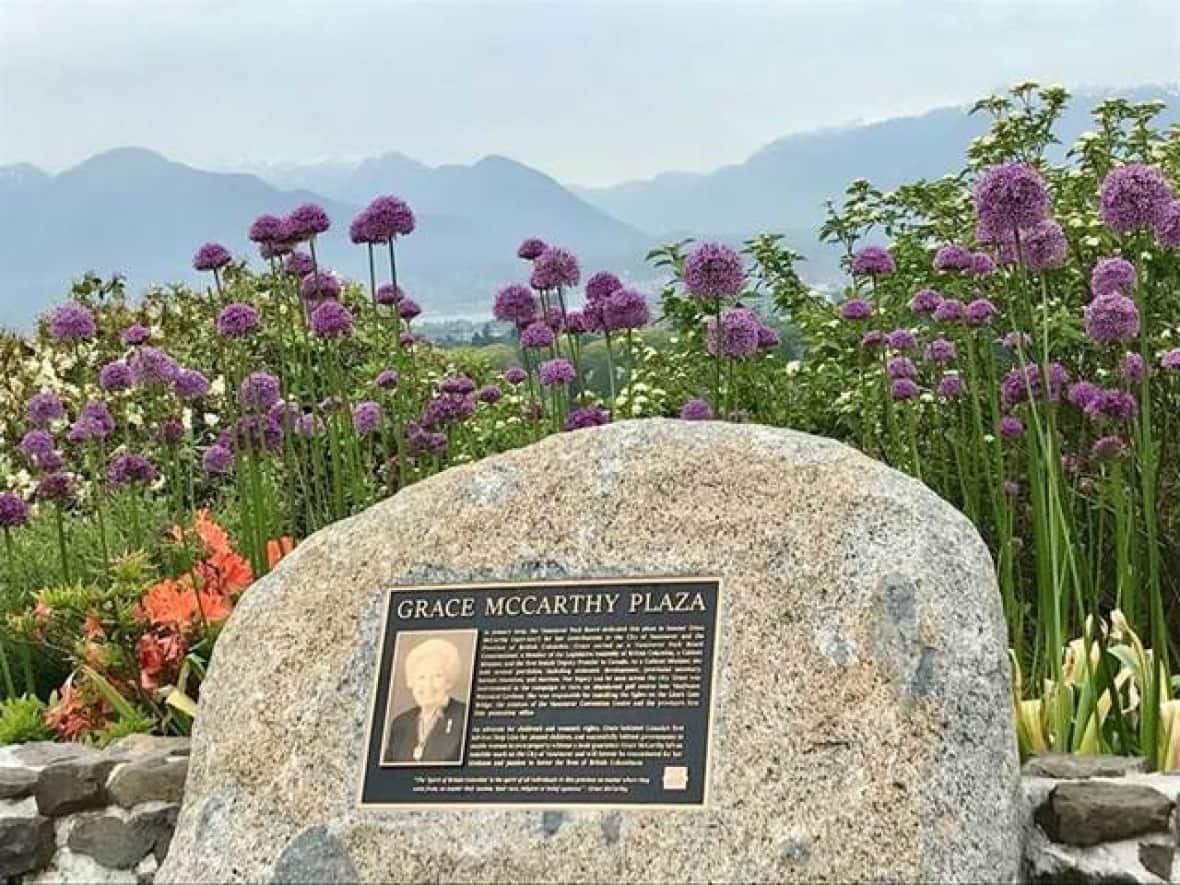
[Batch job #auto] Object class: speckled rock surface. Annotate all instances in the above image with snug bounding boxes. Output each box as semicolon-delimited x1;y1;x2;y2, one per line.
158;419;1020;884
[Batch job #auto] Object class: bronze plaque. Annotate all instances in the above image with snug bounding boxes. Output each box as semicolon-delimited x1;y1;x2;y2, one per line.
359;577;721;808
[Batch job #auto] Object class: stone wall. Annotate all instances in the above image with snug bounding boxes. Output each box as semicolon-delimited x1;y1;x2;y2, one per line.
0;736;189;883
2;738;1177;883
1022;754;1178;882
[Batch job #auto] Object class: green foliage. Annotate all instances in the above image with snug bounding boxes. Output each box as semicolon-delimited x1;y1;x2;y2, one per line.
0;694;52;744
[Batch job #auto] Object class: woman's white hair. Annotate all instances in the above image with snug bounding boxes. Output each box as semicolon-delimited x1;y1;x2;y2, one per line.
403;637;462;686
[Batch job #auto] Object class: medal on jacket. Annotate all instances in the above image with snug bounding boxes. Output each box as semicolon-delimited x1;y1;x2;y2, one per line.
412;744;424;761
446;718;453;735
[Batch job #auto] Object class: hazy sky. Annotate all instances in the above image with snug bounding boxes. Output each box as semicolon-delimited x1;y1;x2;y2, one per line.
2;0;1178;186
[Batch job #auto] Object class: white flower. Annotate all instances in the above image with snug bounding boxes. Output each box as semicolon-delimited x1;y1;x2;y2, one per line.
210;376;226;397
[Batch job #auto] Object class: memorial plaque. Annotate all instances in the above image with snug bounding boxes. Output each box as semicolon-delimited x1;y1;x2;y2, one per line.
359;576;721;808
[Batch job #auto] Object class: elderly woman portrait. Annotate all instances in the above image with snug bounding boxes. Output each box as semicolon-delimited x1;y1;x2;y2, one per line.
382;635;469;765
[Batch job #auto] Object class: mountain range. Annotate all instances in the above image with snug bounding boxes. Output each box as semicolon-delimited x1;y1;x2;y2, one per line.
2;85;1176;330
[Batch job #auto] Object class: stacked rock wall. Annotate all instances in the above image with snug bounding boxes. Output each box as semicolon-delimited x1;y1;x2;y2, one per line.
1022;754;1178;882
0;736;189;883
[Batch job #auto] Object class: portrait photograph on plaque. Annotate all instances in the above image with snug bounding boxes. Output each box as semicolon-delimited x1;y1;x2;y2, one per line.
379;628;478;767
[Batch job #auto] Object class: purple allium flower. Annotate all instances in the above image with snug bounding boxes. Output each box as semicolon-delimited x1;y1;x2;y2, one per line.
19;429;55;464
99;360;133;392
937;374;965;399
539;358;576;387
757;325;780;348
202;444;235;475
1000;220;1067;271
887;357;918;380
440;376;476;396
375;284;404;306
216;302;261;338
77;400;115;440
1000;331;1032;354
477;384;502;404
26;391;65;426
49;303;97;343
231;414;283;453
998;415;1024;440
300;270;342;303
974;163;1050;237
1085;388;1138;422
1090;257;1138;299
260;240;292;259
562;406;609;431
397;298;421;320
310;301;354;338
850;246;895;277
193;242;231;272
66;422;90;445
1100;164;1173;233
909;288;943;315
969;252;996;276
352;401;383;435
420;394;475;429
1091;435;1128;461
35;472;72;503
249;213;284;244
1157;200;1180;248
679;398;713;421
1161;348;1180;371
932;298;967;323
891;378;920;401
156;417;185;445
585;271;623;304
926;338;956;364
520;321;555;349
399;332;416;348
683;242;745;299
287;202;331;238
1067;381;1101;410
267;402;301;432
349;207;378;245
861;330;886;350
564;311;589;334
1121;352;1146;383
885;328;917;351
541;304;565;332
173;368;210;400
121;324;150;346
933;244;973;272
965;298;999;327
517;238;547;261
129;346;179;387
1001;365;1037;407
531;247;580;290
368;195;416;238
493;284;539;325
239;371;281;412
1085;294;1140;343
0;493;28;528
603;287;650;331
375;369;399;390
108;453;158;487
706;307;761;359
285;252;315;277
840;298;873;320
1045;362;1069;401
503;366;528;385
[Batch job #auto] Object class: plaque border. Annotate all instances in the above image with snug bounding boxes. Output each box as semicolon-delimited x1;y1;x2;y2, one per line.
357;575;723;811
